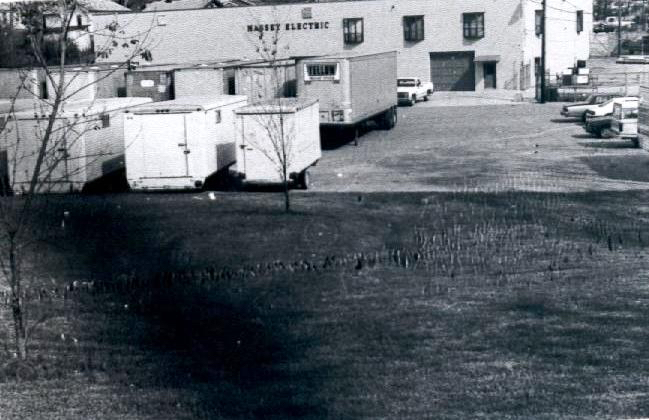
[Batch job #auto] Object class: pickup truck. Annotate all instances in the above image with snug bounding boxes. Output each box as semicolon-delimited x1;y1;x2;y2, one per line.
397;77;433;106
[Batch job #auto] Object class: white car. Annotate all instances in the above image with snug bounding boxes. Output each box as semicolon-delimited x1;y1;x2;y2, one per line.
584;96;639;119
397;77;434;106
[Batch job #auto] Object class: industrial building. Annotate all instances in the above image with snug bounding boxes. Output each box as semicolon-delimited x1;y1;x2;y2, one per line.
92;0;592;98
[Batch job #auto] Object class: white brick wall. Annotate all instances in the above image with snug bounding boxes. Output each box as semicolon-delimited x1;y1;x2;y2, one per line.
92;0;592;94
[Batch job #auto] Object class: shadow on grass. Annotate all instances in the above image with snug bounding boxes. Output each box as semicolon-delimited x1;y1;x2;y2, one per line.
580;155;649;182
578;140;637;149
550;118;581;124
124;282;330;418
571;133;595;140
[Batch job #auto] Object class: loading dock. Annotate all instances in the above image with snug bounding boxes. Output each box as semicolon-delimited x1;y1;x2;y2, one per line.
429;51;476;91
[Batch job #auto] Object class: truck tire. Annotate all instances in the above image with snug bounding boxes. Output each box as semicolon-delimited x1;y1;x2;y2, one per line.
298;170;310;190
423;94;429;102
384;107;397;129
411;95;417;106
377;107;396;130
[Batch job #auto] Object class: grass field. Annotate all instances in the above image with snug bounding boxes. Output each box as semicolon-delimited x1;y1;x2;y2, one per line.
2;190;649;419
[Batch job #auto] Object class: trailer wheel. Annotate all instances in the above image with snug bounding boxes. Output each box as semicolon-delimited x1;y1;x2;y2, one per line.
298;170;310;190
382;107;397;130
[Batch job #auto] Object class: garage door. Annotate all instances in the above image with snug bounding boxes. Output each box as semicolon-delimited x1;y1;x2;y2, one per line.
429;51;475;91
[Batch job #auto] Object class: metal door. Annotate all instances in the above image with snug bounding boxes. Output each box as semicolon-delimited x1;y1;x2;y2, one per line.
429;51;475;91
483;62;497;89
139;114;191;178
240;116;282;183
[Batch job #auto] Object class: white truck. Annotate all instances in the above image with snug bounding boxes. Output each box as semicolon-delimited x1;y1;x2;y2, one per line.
397;77;434;106
296;51;398;144
123;95;248;191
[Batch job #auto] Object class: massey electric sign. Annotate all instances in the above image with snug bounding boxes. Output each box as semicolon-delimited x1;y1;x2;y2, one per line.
246;21;331;32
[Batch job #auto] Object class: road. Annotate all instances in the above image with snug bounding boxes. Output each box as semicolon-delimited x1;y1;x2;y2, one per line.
309;102;649;193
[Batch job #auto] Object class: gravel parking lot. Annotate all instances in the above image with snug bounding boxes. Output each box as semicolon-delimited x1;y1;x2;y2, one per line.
310;101;649;192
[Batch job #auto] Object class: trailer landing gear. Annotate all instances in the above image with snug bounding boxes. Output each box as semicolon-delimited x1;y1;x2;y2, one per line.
297;170;310;190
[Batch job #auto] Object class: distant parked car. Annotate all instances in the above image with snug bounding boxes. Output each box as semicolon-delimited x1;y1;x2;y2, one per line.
593;22;614;32
584;96;639;119
397;77;433;106
560;93;621;121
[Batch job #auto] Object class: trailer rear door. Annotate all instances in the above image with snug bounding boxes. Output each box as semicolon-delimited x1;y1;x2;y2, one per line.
138;114;191;178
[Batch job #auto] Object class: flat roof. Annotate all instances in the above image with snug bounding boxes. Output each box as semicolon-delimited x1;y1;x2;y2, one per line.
236;97;317;114
0;99;48;115
9;97;153;119
125;95;248;113
299;51;397;61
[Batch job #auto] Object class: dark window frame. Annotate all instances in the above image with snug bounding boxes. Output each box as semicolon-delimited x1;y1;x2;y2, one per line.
343;17;364;44
462;12;485;39
100;114;110;128
576;10;584;33
403;15;424;42
535;10;543;36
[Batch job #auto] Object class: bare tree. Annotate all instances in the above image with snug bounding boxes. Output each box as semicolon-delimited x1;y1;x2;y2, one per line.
244;20;300;212
0;0;154;360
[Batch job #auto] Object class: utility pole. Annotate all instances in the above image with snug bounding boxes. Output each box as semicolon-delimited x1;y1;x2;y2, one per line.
540;0;546;103
618;4;622;57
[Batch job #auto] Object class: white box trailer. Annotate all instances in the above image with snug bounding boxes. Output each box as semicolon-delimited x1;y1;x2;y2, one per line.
123;95;247;191
232;98;320;189
1;97;152;194
296;51;398;140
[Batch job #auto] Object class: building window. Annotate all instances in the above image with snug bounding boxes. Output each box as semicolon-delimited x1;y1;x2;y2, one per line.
215;110;221;124
576;10;583;33
304;63;340;81
76;14;83;27
343;18;364;44
403;15;424;42
101;114;110;128
462;12;484;39
535;10;543;36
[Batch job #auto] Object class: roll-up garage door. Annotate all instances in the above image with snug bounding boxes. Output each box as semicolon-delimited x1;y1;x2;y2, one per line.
429;51;476;91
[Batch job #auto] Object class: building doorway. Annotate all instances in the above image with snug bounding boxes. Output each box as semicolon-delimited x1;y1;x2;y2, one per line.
483;62;497;89
534;57;542;101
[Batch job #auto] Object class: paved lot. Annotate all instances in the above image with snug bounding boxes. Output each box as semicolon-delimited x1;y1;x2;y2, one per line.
310;102;649;192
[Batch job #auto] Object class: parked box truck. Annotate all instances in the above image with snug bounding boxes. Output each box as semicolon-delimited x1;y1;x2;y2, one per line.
232;98;320;189
123;95;247;190
1;97;152;194
296;51;398;142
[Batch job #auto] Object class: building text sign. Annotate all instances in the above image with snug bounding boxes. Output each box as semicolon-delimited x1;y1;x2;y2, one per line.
247;22;330;33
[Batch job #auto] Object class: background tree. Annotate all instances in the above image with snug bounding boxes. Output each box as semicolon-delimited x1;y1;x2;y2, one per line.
0;0;153;360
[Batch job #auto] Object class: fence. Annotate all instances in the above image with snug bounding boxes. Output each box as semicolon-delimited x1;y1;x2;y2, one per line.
547;70;649;101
